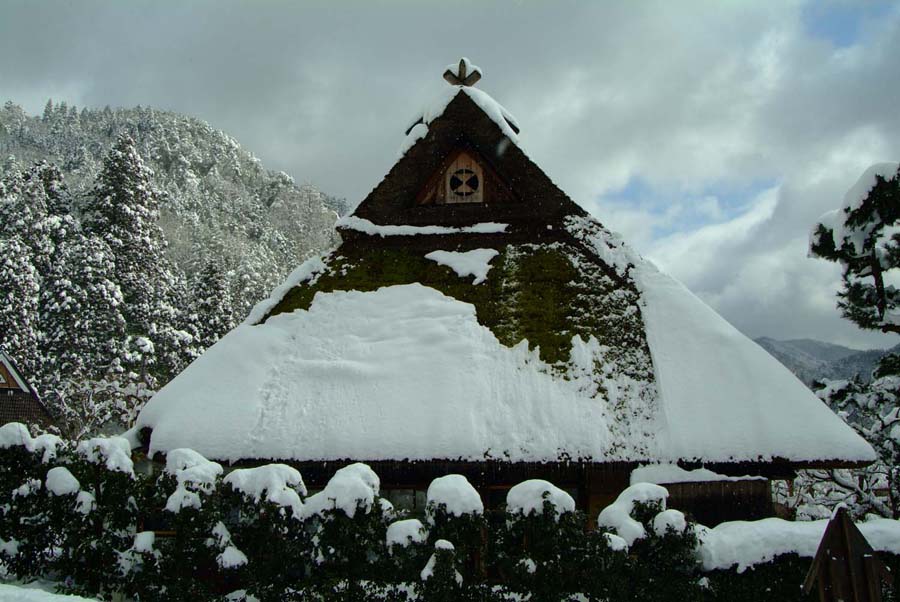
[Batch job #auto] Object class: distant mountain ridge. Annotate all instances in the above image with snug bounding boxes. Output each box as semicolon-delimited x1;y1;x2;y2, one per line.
754;336;899;386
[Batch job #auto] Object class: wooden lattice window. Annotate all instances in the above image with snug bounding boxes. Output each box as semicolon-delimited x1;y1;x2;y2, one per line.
444;152;483;204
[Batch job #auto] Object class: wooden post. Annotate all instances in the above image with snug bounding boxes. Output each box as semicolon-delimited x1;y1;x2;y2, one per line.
802;506;893;602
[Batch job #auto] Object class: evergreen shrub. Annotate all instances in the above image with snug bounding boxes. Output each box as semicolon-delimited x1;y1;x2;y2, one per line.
1;422;898;601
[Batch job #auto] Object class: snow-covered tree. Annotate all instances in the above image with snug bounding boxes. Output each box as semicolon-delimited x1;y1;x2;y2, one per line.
0;101;338;436
82;134;193;384
810;163;900;333
188;254;236;349
0;237;41;373
39;234;131;437
804;163;900;519
800;372;899;519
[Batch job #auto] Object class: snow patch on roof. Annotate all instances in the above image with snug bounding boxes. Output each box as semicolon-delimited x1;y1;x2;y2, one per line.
245;254;327;325
0;584;101;601
137;284;612;463
633;260;876;464
409;86;519;143
336;215;508;237
425;248;499;285
398;122;428;158
630;464;766;486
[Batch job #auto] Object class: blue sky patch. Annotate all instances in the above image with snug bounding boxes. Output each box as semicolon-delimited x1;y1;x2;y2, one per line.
801;1;894;47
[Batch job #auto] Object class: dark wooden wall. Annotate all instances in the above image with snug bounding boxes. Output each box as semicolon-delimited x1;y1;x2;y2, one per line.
666;480;774;526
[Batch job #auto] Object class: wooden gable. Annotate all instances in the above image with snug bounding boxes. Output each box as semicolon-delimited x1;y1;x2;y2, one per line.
416;148;517;207
0;350;54;428
0;352;29;392
350;90;587;230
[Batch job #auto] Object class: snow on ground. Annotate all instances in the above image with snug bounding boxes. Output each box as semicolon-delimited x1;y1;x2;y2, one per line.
506;480;575;519
335;215;508;237
630;464;766;486
136;284;612;463
633;259;876;463
699;517;900;572
425;249;499;285
0;584;98;601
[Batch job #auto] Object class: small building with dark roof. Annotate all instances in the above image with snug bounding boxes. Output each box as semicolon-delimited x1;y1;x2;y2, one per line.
0;349;54;429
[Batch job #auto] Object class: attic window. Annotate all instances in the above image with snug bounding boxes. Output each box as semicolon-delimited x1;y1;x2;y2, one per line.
445;152;483;204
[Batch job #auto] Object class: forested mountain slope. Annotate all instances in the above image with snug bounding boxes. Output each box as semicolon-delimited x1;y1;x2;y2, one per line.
754;336;898;386
0;100;339;436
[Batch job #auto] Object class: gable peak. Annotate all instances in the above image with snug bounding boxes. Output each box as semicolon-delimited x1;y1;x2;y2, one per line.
443;57;482;87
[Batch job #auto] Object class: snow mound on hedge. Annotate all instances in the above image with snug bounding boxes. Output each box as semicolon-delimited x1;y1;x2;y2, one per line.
224;464;306;515
699;517;900;572
137;284;612;463
426;474;483;520
302;463;380;519
0;423;63;463
597;483;668;546
45;467;80;497
387;519;427;551
506;479;575;519
76;436;134;476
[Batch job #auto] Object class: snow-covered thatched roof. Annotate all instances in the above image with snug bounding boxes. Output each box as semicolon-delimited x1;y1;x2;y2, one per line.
132;71;875;469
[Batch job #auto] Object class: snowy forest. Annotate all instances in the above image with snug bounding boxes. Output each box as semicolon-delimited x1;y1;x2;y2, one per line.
0;101;340;437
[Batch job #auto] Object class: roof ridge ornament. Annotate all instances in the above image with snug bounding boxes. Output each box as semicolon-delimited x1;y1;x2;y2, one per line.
443;57;482;87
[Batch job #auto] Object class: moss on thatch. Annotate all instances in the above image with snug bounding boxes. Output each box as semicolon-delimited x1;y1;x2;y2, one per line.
268;242;651;375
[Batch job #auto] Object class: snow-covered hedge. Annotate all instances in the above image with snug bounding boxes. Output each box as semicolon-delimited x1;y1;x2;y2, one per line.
1;423;899;601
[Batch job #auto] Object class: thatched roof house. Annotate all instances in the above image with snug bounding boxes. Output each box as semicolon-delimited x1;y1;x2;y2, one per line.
132;59;874;524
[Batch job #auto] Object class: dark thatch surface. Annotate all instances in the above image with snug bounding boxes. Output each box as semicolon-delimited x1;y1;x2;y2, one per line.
351;90;587;229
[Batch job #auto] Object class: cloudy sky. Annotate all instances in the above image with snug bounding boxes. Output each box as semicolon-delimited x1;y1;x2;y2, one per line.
2;0;900;349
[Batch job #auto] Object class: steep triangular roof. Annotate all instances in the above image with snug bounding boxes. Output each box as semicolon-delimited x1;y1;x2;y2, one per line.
0;349;32;393
133;63;875;470
0;349;54;427
349;86;586;230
